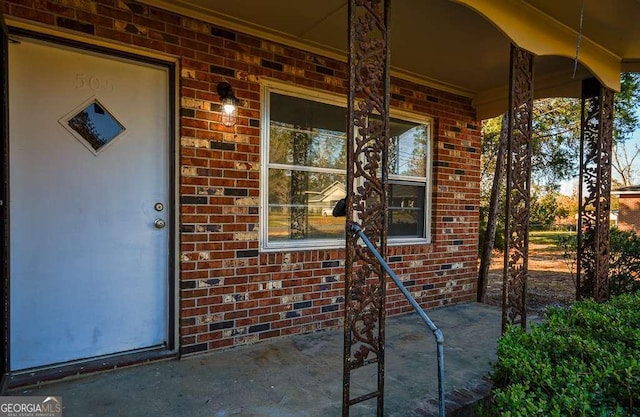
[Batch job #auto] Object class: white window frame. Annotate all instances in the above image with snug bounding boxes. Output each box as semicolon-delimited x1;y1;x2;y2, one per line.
260;80;433;251
386;109;433;246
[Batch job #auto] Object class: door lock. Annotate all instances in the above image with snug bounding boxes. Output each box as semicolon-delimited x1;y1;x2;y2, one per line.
154;218;166;229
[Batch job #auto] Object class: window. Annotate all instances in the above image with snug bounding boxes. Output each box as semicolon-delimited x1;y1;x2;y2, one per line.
60;98;126;155
388;118;431;239
261;84;431;250
262;89;347;249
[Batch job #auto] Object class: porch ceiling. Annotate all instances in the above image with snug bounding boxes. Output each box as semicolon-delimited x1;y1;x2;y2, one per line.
143;0;640;119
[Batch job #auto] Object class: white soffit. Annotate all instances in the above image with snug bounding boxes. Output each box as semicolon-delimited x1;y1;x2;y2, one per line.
139;0;640;117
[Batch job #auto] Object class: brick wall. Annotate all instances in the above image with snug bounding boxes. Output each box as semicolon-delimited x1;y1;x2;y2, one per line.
618;195;640;233
3;0;481;356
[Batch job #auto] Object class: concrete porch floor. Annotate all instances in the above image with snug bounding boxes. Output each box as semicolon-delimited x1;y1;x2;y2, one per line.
11;303;502;416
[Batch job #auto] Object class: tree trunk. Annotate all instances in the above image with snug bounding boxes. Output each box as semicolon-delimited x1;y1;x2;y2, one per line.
477;113;508;302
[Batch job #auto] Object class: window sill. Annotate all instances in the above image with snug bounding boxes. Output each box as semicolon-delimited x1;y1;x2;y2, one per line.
388;237;431;246
260;237;431;252
261;240;346;253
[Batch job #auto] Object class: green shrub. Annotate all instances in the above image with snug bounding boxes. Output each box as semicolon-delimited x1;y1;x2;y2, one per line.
556;227;640;297
609;229;640;295
489;292;640;416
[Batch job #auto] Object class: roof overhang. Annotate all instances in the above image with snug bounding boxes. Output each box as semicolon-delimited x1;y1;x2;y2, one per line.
612;186;640;196
140;0;640;119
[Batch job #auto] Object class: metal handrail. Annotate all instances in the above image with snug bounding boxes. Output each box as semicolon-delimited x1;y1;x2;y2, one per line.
351;223;446;417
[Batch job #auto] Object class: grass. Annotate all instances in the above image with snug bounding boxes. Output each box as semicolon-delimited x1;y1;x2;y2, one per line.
529;230;576;246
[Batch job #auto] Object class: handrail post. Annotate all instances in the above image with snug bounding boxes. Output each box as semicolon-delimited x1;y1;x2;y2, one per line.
350;223;445;417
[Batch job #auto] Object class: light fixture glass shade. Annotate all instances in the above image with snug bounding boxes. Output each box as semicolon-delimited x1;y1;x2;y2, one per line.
220;97;237;127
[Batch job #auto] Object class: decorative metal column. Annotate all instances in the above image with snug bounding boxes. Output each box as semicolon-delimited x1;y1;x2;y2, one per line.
502;44;534;332
577;77;614;302
343;0;390;415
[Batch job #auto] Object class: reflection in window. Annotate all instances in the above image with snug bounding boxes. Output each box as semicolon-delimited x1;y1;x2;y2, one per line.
389;121;428;177
67;100;125;152
263;88;431;248
388;182;426;237
267;93;347;246
268;170;347;241
387;118;430;238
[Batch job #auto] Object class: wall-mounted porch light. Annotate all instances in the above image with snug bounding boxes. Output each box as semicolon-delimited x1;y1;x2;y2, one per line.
216;81;238;127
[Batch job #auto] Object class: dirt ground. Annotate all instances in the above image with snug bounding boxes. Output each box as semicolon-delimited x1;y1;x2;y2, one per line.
484;242;576;317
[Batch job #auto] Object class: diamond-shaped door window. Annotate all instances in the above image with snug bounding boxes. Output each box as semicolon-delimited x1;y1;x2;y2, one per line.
62;99;125;154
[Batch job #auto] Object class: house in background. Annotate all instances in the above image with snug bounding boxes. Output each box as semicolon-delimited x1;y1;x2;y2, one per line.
307;181;346;216
612;186;640;232
1;0;638;387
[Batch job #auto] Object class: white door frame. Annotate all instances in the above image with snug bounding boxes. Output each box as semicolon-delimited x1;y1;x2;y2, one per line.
3;26;179;387
1;12;10;393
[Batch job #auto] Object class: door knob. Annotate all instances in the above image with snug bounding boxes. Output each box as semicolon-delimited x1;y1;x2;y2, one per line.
154;218;166;229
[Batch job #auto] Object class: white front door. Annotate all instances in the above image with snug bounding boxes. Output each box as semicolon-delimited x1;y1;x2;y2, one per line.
9;39;171;371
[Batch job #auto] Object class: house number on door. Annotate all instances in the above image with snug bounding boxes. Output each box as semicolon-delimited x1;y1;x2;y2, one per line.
75;74;114;92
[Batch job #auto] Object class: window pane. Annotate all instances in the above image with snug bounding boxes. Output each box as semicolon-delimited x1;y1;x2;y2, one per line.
389;119;428;178
269;93;346;169
388;183;425;237
268;168;346;242
268;206;346;242
67;100;124;152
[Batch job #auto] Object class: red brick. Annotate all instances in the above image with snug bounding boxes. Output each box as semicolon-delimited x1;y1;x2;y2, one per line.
11;4;55;24
7;0;481;361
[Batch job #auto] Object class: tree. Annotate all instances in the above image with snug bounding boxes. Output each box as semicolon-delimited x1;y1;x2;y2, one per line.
478;73;640;301
611;73;640;187
529;188;567;229
613;73;640;142
477;106;577;300
477;113;508;302
555;194;579;229
480;98;580;202
612;141;640;187
481;74;640;198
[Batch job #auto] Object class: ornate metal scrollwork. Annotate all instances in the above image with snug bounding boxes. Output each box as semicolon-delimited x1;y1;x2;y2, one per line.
343;0;390;415
502;45;534;332
577;78;614;302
